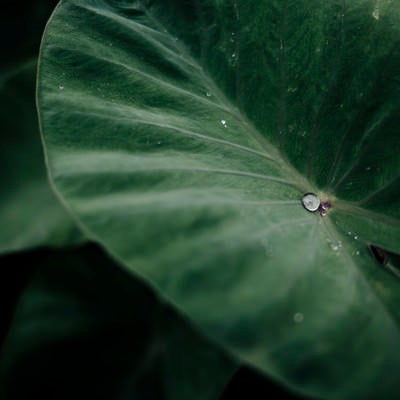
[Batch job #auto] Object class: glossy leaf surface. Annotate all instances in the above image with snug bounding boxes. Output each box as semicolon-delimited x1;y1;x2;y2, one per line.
38;1;400;398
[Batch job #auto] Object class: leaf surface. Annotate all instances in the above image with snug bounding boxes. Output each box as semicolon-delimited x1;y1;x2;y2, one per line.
38;1;400;398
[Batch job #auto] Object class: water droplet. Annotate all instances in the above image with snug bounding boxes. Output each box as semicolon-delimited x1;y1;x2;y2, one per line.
157;141;162;145
293;313;304;323
287;87;298;93
59;85;64;90
206;92;212;97
354;236;358;240
328;239;342;252
347;231;352;236
221;119;228;128
372;7;380;20
356;251;360;255
302;193;320;212
365;166;371;171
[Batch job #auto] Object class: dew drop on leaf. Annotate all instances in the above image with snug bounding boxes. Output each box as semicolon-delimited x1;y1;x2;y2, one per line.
301;193;320;212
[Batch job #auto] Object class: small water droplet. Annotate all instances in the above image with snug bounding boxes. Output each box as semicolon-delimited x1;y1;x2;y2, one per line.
59;85;64;90
157;141;162;145
206;92;212;97
365;166;371;171
302;193;320;212
328;240;342;252
356;251;360;255
221;119;227;128
293;313;304;323
354;236;358;240
347;231;352;236
372;7;380;20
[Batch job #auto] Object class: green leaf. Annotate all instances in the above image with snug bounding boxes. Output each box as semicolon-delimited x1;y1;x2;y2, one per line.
0;244;236;400
0;60;83;253
38;1;400;398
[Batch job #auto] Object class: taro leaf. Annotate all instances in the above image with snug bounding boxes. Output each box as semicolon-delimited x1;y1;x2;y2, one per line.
0;244;236;400
0;61;83;253
38;1;400;399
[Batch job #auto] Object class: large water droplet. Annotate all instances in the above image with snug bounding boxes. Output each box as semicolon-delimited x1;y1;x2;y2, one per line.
302;193;320;212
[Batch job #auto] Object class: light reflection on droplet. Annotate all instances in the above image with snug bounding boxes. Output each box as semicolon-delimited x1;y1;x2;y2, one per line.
59;85;64;90
221;119;227;128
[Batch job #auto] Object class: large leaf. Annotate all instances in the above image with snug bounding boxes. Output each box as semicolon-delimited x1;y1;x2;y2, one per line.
0;244;235;400
38;1;400;398
0;61;83;253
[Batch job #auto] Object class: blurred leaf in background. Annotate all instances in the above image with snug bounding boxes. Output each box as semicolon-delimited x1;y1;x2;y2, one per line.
0;0;83;253
0;244;236;400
